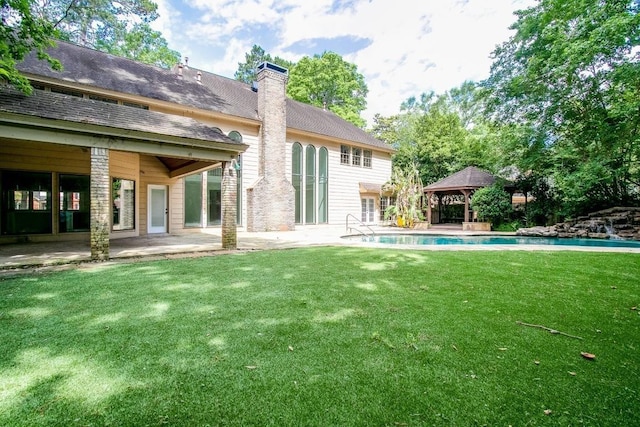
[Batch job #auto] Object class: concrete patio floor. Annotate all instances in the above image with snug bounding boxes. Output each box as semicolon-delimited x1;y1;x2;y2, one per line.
1;224;637;276
0;225;357;272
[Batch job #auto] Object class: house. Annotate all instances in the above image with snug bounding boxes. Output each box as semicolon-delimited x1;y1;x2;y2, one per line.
0;41;393;259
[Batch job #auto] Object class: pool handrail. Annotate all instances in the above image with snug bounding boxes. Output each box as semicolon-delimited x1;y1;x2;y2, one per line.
345;214;376;236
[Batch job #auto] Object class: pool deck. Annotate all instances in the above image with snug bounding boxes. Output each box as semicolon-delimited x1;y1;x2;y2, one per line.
1;224;638;276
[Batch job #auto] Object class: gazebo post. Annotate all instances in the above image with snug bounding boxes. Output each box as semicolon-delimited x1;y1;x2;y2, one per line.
426;191;433;224
462;189;472;223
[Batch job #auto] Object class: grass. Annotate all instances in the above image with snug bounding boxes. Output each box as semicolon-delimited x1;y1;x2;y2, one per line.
0;247;639;426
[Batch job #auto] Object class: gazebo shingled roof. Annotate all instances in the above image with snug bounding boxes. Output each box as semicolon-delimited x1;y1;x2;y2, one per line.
424;166;496;193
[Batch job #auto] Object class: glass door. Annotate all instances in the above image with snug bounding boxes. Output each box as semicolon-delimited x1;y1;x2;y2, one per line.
148;185;167;233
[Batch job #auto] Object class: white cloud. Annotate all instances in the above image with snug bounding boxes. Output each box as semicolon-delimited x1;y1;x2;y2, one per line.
154;0;536;126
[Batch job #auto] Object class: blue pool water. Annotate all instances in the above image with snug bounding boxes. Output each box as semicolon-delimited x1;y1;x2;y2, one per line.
350;234;640;248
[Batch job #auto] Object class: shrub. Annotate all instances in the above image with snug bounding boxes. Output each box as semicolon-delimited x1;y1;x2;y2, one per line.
471;184;513;226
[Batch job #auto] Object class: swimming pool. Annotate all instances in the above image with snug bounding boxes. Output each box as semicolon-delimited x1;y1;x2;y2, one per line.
348;233;640;248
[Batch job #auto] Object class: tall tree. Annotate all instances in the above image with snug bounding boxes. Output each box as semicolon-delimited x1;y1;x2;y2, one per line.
96;22;180;68
32;0;158;48
234;44;293;84
368;113;400;145
1;0;61;94
484;0;640;217
392;84;502;186
2;0;179;94
287;51;368;128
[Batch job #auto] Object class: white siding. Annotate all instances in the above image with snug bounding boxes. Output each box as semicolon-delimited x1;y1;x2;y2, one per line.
285;137;392;226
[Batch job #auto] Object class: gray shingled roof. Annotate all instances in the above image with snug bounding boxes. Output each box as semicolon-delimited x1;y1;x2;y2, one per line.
17;41;391;151
0;87;243;149
424;166;497;192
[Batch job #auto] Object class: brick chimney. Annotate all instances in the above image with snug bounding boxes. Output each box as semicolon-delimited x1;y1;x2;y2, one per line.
246;62;295;231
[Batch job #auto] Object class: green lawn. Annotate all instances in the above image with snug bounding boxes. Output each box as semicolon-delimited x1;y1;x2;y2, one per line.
1;247;639;426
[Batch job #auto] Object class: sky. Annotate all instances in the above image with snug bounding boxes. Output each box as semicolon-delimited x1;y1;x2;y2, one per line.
151;0;536;126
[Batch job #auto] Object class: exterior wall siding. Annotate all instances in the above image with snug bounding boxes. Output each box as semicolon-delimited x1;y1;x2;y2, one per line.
0;140;90;174
170;180;185;233
285;137;392;226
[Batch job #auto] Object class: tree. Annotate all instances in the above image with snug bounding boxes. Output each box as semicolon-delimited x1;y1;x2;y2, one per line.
234;44;293;84
484;0;640;217
368;113;400;145
96;23;180;68
1;0;61;94
2;0;179;94
470;184;513;226
288;51;368;128
392;84;502;187
383;163;424;228
32;0;158;48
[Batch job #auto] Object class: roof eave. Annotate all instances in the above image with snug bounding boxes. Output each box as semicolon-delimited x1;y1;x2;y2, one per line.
0;111;248;156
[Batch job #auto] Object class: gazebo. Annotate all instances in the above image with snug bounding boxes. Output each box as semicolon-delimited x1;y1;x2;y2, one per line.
424;166;504;225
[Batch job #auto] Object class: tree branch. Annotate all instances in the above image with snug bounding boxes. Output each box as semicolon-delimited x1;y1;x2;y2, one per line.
516;321;583;339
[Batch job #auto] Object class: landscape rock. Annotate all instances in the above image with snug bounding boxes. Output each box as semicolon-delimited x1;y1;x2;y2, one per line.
517;207;640;240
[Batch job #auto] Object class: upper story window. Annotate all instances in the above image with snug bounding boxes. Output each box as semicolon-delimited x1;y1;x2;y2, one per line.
363;150;372;168
37;85;149;109
89;95;118;104
352;147;362;166
341;145;371;168
340;145;350;165
228;131;243;142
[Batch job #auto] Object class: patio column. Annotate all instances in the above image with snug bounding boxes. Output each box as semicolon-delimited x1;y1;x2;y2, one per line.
221;161;237;250
462;189;472;223
90;147;110;260
426;191;433;224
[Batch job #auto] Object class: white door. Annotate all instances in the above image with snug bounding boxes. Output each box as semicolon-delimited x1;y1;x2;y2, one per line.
148;185;167;233
361;197;375;224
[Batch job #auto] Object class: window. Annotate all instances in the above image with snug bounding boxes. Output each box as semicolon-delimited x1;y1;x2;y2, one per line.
184;173;203;227
207;168;222;226
112;178;135;231
122;101;149;110
380;196;395;221
340;145;350;165
292;143;303;224
318;147;329;223
89;95;118;104
59;174;90;232
305;145;316;224
1;171;52;234
292;144;329;225
352;147;362;166
184;160;243;228
341;145;372;168
228;131;243;142
363;150;372;168
50;87;83;97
